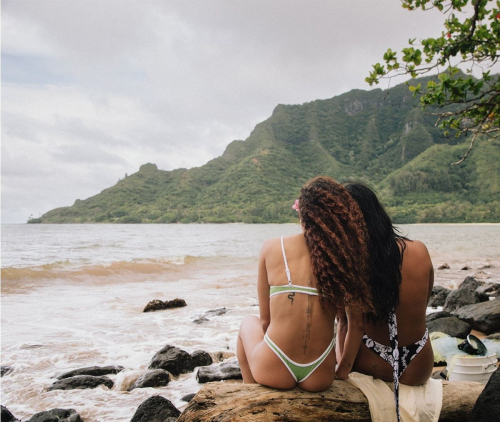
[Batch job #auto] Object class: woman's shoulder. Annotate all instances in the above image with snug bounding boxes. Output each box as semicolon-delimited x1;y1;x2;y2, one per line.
401;239;432;264
260;236;281;254
402;239;429;253
260;233;305;255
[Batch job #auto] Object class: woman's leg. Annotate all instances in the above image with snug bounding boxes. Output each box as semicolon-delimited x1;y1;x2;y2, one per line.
238;315;297;389
237;315;264;383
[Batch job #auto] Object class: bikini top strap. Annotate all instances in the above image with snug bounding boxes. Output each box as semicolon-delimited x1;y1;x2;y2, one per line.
280;235;292;284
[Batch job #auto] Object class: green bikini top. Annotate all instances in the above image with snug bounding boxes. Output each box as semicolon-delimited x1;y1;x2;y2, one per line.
269;236;319;298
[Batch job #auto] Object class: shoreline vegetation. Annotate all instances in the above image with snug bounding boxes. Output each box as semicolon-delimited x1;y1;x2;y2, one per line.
29;75;500;225
24;221;500;225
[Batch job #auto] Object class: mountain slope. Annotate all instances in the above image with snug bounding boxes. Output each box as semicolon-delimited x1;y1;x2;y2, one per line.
35;77;500;224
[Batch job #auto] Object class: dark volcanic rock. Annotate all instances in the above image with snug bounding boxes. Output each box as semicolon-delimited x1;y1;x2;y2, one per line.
427;316;472;338
204;307;227;317
129;369;170;390
191;350;213;368
477;282;500;297
193;307;227;323
181;393;196;402
196;360;242;383
426;310;451;323
28;408;83;422
457;276;490;302
469;367;500;422
429;286;451;308
1;406;20;422
144;298;187;313
143;299;165;312
451;298;500;335
148;345;211;376
443;288;483;313
461;266;471;270
57;365;124;379
459;276;483;291
164;298;187;309
130;395;180;422
1;365;13;377
149;345;192;376
48;375;113;391
438;263;450;270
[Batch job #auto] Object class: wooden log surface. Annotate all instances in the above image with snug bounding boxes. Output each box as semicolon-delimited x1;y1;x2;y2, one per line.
177;380;484;422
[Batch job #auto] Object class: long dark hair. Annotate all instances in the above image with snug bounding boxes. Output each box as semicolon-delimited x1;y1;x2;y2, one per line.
342;182;407;323
299;177;374;314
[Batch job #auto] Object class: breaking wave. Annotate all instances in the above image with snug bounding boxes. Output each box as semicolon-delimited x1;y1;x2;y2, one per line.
1;255;216;283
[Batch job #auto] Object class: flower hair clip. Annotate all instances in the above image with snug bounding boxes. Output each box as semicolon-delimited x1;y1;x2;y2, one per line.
292;199;300;212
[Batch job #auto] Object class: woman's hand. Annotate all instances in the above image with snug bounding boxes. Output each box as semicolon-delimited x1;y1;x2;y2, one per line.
335;368;350;381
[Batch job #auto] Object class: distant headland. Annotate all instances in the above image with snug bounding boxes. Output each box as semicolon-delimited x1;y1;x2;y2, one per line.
31;76;500;224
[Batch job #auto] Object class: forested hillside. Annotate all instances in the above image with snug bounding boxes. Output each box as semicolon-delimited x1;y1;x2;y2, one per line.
34;77;500;224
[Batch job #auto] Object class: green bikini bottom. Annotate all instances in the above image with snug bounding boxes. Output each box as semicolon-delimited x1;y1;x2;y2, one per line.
264;332;335;383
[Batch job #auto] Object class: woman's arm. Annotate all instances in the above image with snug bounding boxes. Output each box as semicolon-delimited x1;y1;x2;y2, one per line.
335;312;347;363
427;266;434;304
257;240;271;333
335;306;364;380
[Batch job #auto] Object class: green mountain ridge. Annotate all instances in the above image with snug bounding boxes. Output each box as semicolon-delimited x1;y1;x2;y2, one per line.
34;77;500;224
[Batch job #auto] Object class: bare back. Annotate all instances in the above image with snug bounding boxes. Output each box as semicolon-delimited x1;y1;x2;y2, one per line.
265;234;336;360
352;239;434;385
251;233;336;390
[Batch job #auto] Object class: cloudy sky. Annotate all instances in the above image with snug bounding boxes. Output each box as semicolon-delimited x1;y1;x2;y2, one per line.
2;0;449;224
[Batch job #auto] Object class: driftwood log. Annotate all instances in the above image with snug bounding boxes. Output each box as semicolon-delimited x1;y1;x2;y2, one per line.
178;380;484;422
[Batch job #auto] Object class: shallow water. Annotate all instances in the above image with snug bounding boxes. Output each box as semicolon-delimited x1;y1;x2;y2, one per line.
1;224;499;421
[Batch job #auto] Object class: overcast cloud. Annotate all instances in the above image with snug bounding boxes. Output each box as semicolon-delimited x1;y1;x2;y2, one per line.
2;0;450;223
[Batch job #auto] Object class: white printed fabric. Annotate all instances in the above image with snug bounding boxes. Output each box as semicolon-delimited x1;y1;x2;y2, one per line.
362;311;429;422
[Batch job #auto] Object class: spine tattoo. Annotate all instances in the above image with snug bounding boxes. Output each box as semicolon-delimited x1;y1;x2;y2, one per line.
303;275;312;354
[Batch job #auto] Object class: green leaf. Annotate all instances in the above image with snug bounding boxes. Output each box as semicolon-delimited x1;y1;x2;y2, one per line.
408;83;421;92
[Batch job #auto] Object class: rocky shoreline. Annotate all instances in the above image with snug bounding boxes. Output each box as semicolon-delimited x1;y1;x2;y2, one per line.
1;298;243;422
2;272;499;422
1;342;242;421
428;275;500;337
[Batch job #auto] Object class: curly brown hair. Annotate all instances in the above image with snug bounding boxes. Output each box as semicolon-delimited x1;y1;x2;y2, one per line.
299;176;374;313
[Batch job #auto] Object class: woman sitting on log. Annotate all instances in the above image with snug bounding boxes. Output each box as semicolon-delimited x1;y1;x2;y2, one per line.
237;176;374;392
337;182;435;420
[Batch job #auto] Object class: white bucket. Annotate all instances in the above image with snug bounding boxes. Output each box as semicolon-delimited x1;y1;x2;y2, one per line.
447;354;498;384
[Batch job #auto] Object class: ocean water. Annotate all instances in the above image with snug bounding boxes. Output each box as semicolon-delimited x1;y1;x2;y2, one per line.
1;223;499;421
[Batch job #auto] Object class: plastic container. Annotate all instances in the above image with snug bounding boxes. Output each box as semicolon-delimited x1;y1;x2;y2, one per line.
447;354;498;384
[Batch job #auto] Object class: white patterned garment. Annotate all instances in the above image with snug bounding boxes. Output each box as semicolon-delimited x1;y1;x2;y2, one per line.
347;372;442;422
362;311;429;422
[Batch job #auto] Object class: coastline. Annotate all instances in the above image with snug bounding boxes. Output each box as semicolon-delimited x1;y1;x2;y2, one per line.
2;224;499;421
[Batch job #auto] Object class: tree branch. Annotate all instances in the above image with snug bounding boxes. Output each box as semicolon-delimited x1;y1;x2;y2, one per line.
452;131;479;164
